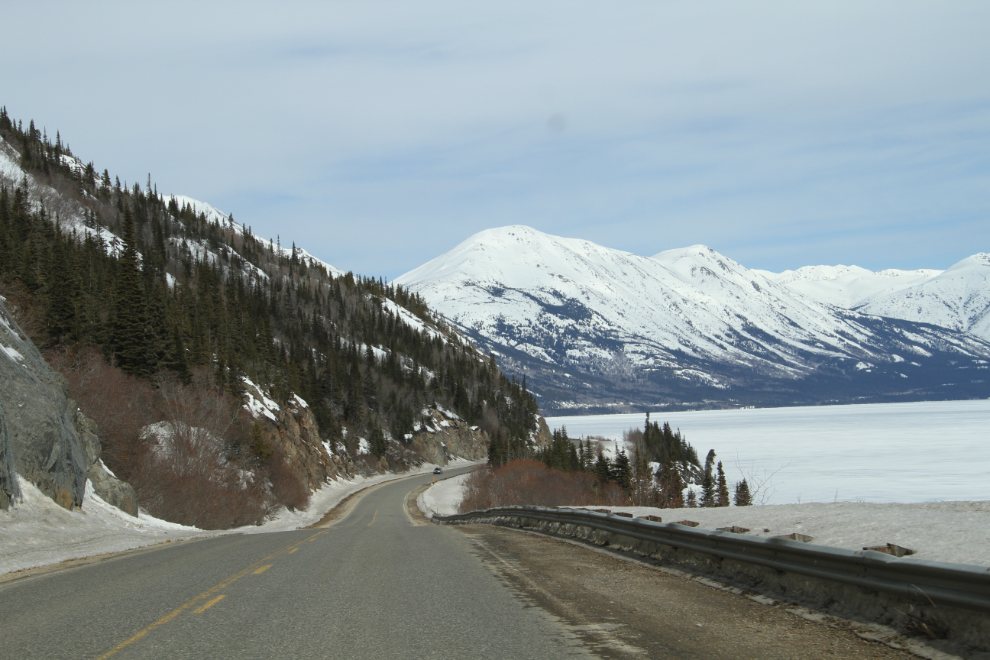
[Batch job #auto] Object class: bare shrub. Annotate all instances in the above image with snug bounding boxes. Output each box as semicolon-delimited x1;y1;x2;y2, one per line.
50;349;268;528
48;346;158;480
264;444;310;512
459;459;628;512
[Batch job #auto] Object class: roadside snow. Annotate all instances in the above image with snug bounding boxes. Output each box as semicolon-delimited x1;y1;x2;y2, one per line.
1;460;482;577
578;501;990;568
0;477;215;577
417;473;473;519
243;459;477;533
418;474;990;567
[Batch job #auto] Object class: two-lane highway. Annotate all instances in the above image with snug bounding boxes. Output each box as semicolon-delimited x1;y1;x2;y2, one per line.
0;470;590;659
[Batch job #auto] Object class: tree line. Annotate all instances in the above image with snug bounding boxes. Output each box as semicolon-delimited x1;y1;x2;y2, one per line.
528;413;752;508
0;105;539;471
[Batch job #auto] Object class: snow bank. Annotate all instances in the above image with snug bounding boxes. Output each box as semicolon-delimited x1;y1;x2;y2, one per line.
1;460;482;576
0;477;215;576
578;501;990;568
419;470;990;567
417;472;473;519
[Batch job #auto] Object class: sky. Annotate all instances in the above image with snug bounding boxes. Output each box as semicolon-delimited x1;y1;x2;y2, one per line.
2;1;988;279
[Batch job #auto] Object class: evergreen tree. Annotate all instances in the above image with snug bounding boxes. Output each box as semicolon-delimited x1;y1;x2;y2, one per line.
613;448;632;492
112;201;149;374
700;449;716;507
734;479;753;506
594;451;612;485
715;461;730;507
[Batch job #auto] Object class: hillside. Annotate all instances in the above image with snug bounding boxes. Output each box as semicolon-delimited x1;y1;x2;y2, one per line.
761;256;990;340
396;226;990;414
0;107;542;526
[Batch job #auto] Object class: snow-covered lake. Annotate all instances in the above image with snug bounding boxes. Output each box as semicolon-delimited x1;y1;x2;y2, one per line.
546;400;990;505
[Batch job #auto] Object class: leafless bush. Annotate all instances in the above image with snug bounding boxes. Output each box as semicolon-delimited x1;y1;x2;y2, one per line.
459;459;626;512
265;444;310;512
50;349;271;528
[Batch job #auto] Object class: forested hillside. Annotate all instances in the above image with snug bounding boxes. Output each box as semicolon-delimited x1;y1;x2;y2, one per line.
0;106;540;527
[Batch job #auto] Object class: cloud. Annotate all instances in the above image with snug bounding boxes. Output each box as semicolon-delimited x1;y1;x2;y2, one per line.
1;1;988;277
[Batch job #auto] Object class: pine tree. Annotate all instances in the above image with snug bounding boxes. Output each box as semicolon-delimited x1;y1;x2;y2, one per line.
700;449;716;507
112;201;149;374
613;448;632;492
734;479;753;506
715;461;730;507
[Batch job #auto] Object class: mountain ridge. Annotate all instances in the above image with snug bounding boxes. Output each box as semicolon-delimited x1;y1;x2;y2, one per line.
397;225;990;414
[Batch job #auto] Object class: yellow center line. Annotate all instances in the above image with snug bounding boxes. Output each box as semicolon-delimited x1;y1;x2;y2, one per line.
368;508;379;527
94;530;325;659
288;548;299;554
252;564;274;575
192;595;226;614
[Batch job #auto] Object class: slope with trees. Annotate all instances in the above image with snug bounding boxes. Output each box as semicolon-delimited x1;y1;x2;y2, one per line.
0;106;542;527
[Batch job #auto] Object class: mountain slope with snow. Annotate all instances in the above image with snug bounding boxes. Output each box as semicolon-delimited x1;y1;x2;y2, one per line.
757;265;942;310
397;226;990;413
853;253;990;339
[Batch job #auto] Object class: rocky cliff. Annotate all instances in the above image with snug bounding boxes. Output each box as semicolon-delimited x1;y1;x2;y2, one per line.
0;298;137;514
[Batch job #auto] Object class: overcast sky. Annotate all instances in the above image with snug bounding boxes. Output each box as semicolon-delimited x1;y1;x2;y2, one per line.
3;1;988;278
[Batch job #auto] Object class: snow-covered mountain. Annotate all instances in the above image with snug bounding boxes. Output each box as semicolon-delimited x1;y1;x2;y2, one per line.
760;255;990;342
397;226;990;413
757;265;942;310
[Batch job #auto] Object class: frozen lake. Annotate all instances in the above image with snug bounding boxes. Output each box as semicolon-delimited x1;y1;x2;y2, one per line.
545;400;990;505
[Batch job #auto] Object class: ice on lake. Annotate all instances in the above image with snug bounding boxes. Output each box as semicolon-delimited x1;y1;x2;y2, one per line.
546;400;990;505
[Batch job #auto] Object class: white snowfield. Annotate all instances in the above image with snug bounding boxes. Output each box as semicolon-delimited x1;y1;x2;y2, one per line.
762;253;990;340
575;501;990;568
0;461;477;578
395;226;990;387
417;476;990;567
548;399;990;506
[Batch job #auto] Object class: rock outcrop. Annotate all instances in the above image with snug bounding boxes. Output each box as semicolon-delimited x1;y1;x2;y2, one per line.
241;379;356;489
409;405;489;465
0;298;137;513
273;401;355;489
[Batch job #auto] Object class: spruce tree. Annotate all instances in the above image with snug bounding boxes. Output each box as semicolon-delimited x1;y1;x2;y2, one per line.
112;201;149;374
613;448;632;492
734;479;753;506
715;461;730;507
701;450;716;507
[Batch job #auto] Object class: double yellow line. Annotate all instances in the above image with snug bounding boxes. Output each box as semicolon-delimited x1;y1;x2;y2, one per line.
95;530;328;659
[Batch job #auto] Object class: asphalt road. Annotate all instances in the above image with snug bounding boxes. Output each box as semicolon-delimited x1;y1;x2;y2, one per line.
0;469;591;659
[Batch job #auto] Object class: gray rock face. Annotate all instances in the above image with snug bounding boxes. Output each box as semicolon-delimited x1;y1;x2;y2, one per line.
0;397;19;509
0;299;136;514
72;406;138;516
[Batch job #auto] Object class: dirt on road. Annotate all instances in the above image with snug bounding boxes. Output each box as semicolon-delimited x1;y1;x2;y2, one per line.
456;524;928;660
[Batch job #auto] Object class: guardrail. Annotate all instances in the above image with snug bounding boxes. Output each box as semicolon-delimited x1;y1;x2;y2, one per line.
436;506;990;615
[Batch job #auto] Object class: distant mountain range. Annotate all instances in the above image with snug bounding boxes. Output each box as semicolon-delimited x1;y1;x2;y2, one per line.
396;226;990;414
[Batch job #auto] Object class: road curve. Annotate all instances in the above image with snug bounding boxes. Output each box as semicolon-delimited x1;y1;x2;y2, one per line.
0;469;591;659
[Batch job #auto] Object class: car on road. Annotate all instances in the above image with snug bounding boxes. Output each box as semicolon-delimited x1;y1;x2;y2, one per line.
433;467;443;474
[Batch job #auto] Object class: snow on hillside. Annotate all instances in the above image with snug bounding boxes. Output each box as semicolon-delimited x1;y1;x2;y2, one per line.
760;255;990;342
162;193;344;279
396;227;990;396
758;264;941;310
855;253;990;339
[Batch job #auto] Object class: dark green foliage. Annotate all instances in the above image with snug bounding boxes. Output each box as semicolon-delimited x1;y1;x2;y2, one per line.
637;413;700;470
112;202;149;375
701;449;716;507
537;427;581;472
734;479;752;506
0;108;538;451
612;449;631;491
715;461;729;507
